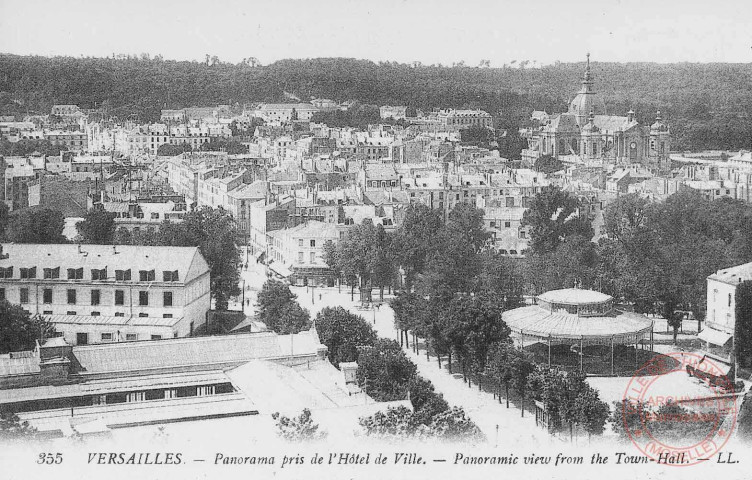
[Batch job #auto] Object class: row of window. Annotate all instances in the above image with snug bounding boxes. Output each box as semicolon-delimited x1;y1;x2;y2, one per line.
43;310;173;319
2;288;173;307
9;383;233;413
298;252;317;263
0;267;179;282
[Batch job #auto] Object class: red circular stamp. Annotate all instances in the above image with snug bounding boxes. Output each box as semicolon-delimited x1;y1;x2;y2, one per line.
621;352;739;467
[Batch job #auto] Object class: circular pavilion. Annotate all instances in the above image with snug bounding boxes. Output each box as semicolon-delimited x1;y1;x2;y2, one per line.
503;288;654;374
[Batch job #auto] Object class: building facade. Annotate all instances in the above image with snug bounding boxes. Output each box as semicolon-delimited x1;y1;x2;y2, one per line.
521;55;671;171
0;244;211;344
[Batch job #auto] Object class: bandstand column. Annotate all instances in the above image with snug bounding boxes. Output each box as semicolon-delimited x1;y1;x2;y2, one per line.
547;336;551;367
610;336;614;376
579;337;583;372
634;339;638;368
650;328;654;353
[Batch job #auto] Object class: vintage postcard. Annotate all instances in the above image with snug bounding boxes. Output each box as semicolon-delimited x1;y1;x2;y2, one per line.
0;0;751;479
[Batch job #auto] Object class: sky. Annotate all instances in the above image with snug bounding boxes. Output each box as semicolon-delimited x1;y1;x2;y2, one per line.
1;0;751;66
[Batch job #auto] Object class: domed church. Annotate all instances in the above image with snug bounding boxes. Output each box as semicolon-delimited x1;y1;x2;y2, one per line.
521;54;671;171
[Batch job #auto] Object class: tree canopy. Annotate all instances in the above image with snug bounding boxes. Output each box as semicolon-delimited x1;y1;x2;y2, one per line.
0;301;56;354
314;306;377;366
255;279;311;334
117;206;241;310
76;208;117;244
6;208;67;244
521;185;594;255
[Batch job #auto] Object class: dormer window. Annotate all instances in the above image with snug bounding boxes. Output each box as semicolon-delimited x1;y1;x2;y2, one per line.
162;270;179;282
43;267;60;279
139;269;156;282
67;267;84;280
115;269;132;281
91;268;107;280
20;267;37;279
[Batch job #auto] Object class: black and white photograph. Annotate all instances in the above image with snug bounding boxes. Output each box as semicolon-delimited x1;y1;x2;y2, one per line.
1;1;752;479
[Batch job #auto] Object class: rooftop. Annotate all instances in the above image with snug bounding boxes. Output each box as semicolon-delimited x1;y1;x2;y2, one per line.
709;262;752;285
537;288;612;306
0;243;208;283
70;329;324;377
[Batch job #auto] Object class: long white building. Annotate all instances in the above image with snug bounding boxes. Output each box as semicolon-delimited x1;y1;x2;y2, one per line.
0;243;211;344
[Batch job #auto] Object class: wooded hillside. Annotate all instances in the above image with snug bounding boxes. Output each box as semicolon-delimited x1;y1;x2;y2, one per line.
2;54;751;151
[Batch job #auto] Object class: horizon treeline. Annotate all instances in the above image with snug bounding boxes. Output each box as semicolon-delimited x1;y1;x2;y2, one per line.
1;54;751;151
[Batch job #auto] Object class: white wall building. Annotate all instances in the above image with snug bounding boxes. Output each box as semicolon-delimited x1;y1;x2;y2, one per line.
0;243;211;345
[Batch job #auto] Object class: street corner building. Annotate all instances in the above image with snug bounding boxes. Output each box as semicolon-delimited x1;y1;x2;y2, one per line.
0;243;212;344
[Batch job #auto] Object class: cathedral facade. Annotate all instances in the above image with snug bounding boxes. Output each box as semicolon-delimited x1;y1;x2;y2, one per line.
521;55;671;171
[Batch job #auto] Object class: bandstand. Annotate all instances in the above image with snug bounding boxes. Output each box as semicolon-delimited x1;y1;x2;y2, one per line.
502;288;653;375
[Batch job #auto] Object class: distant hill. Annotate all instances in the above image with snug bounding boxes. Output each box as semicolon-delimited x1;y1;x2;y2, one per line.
1;54;751;151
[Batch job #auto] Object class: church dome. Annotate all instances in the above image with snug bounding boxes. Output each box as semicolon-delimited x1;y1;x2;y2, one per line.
568;54;606;125
650;110;668;133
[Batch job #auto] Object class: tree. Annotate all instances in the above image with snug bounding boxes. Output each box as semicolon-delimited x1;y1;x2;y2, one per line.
327;219;396;303
156;143;191;156
390;290;428;348
256;279;297;327
371;224;397;300
602;193;650;246
407;376;449;424
356;339;417;401
76;208;117;244
486;341;516;408
392;204;443;290
576;387;610;436
460;125;494;148
444;295;510;388
533;154;563;174
477;251;524;309
521;186;593;255
359;406;423;440
7;208;67;244
314;306;377;365
420;203;489;299
510;352;536;417
735;281;752;369
609;399;649;441
275;302;312;335
161;207;241;310
359;405;484;443
0;301;56;354
0;410;37;440
271;409;327;442
426;407;486;443
524;235;599;294
0;202;8;240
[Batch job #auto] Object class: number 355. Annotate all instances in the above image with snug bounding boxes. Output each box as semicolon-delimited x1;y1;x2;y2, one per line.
37;453;63;464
